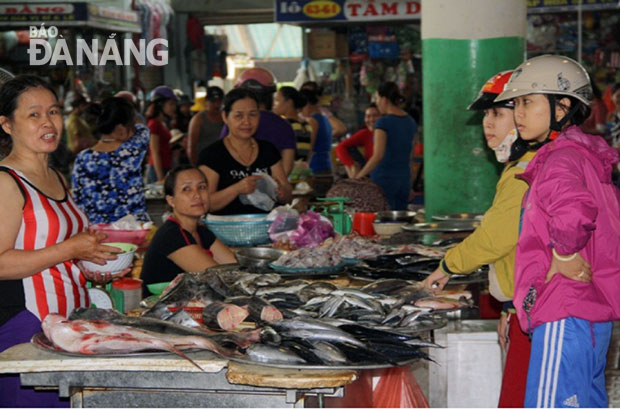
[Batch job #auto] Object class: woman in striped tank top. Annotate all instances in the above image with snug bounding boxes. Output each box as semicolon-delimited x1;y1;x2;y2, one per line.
0;76;124;407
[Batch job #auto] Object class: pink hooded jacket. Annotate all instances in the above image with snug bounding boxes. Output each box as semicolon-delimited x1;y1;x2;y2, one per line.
514;125;620;333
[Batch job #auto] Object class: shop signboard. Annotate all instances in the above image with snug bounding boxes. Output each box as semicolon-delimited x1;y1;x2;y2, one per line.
527;0;620;13
0;3;88;24
275;0;421;23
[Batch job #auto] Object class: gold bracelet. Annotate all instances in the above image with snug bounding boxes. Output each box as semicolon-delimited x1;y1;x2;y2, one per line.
552;248;578;262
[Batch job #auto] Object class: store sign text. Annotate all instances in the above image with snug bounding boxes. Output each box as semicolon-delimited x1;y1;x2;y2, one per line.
28;26;167;66
303;1;341;19
0;4;74;15
344;1;420;20
276;0;421;23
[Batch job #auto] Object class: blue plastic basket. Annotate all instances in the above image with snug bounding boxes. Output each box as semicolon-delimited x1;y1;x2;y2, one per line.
204;214;272;247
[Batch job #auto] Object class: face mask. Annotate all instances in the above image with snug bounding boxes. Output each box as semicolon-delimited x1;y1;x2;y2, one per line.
492;128;518;163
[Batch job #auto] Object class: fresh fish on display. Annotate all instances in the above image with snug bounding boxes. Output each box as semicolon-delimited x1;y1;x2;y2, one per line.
201;302;249;331
280;340;325;365
310;341;348;364
168;309;203;329
272;246;342;268
393;243;454;258
226;296;283;324
415;296;472;310
42;314;238;368
69;308;260;349
298;282;338;302
319;296;346;318
361;279;411;295
246;344;306;364
255;280;310;296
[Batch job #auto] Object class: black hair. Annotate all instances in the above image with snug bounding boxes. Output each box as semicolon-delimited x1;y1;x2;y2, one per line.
547;94;589;127
222;88;260;116
0;75;58;140
301;81;322;96
146;99;168;121
93;97;135;135
279;86;307;110
588;75;602;100
299;89;318;106
164;165;207;197
377;82;404;105
366;102;378;111
612;83;620;95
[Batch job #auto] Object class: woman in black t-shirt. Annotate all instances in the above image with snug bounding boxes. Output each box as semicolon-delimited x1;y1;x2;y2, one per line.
198;88;292;215
140;166;236;296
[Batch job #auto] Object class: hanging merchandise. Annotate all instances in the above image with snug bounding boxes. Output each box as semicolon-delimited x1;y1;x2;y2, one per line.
186;16;203;50
135;0;174;67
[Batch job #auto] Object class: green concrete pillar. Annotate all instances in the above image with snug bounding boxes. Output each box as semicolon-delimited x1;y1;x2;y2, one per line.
422;0;526;220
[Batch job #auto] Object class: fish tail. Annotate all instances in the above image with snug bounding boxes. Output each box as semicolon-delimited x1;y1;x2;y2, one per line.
168;345;204;372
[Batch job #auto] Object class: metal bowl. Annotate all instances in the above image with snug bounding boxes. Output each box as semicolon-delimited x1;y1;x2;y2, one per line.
432;212;483;222
236;247;287;269
375;210;417;223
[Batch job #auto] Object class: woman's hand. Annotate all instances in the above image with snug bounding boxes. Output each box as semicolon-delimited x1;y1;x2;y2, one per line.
497;313;510;353
236;175;262;195
422;267;451;292
63;231;123;266
545;252;592;283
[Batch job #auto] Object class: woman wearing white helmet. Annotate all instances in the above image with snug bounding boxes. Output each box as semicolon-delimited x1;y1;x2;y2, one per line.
494;55;620;408
424;70;537;407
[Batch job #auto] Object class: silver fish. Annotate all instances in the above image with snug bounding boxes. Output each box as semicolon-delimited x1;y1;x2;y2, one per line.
311;341;348;364
280;328;366;348
319;296;346;318
246;344;306;364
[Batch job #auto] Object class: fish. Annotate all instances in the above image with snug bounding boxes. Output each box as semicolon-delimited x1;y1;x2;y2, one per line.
368;341;433;362
168;309;203;329
245;344;306;364
202;302;249;331
298;282;338;302
361;279;411;295
149;273;199;310
319;296;345;318
42;314;237;370
280;340;326;365
310;341;348;364
69;308;259;349
392;285;434;306
414;296;470;310
255;280;310;297
203;271;234;298
279;328;366;348
226;296;283;324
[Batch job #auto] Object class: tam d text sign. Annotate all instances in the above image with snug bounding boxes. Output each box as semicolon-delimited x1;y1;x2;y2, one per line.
275;0;421;23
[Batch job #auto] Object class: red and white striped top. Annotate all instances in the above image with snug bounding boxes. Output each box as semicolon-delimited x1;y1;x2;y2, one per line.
4;166;90;320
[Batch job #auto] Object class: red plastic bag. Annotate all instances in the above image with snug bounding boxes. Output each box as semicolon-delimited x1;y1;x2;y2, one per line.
373;367;429;408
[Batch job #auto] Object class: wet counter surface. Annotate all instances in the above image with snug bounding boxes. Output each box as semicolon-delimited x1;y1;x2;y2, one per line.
0;342;353;407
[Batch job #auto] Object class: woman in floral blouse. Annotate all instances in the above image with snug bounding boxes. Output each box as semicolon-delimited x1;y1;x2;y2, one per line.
72;97;150;224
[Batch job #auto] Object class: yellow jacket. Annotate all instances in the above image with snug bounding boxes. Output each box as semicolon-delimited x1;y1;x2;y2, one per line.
440;150;536;300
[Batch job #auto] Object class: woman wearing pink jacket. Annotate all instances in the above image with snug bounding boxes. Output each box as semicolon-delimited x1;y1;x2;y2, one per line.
495;55;620;408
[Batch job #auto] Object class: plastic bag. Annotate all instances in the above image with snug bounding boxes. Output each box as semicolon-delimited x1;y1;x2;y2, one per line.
110;214;153;230
267;206;300;242
373;367;429;408
239;174;278;212
289;211;335;248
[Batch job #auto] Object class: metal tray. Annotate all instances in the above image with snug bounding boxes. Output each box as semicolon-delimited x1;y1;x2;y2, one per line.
227;355;421;370
402;220;480;233
432;212;484;222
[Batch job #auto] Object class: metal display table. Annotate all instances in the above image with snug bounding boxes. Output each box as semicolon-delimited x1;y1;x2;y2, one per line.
0;343;353;408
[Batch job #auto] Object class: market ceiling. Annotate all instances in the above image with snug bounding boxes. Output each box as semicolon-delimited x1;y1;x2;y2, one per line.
172;0;274;25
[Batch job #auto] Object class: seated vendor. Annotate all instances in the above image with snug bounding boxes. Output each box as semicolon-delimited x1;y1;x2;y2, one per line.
140;165;236;296
197;88;292;215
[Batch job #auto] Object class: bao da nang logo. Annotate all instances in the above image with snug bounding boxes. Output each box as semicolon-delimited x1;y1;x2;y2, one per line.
28;24;168;66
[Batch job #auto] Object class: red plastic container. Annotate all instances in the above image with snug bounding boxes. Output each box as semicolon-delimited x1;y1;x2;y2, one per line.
91;224;150;246
353;212;376;236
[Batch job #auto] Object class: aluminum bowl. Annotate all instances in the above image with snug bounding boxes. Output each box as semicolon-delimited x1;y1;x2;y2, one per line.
236;247;288;269
375;211;417;223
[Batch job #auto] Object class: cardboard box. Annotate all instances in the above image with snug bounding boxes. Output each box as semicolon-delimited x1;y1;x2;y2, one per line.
308;30;337;59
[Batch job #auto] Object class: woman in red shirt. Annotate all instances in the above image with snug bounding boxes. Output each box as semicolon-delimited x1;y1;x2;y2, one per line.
146;86;177;183
335;103;381;178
